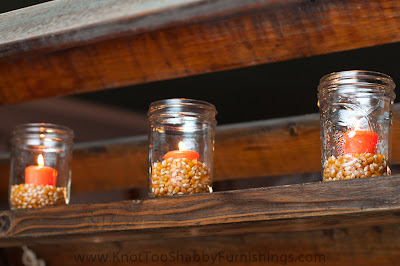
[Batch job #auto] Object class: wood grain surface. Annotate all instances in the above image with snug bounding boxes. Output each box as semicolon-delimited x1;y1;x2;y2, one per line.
6;223;400;265
1;0;400;104
0;0;288;59
1;175;400;247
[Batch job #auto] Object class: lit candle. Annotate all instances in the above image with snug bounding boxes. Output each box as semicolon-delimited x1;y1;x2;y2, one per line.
25;154;58;186
343;120;378;155
164;141;199;161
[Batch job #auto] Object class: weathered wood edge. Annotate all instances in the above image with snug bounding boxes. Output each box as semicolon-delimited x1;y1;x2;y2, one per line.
7;223;400;266
2;210;400;248
0;175;400;247
0;0;289;59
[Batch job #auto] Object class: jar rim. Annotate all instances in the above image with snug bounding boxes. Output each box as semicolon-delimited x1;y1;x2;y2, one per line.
12;123;74;138
147;99;218;127
318;70;396;97
148;98;217;115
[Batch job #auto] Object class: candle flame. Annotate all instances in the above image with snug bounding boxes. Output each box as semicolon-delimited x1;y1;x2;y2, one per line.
178;141;186;151
37;154;44;167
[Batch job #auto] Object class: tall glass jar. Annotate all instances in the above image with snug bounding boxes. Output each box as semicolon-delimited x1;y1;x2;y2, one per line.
9;123;74;209
148;98;217;197
318;70;396;181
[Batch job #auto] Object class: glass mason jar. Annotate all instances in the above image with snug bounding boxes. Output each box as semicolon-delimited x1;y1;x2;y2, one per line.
9;123;74;209
148;98;217;197
318;70;396;181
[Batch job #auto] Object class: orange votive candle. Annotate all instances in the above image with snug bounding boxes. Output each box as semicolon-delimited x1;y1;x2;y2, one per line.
343;130;379;155
164;141;199;161
25;154;58;186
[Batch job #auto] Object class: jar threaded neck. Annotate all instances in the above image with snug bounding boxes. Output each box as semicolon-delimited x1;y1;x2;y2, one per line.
318;70;396;100
148;98;217;125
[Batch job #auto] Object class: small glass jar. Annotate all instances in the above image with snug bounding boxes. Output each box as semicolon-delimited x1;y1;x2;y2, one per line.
9;123;74;209
148;98;217;197
318;70;396;181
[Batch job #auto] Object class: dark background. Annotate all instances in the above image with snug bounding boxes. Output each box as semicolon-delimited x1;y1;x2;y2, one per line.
2;0;400;126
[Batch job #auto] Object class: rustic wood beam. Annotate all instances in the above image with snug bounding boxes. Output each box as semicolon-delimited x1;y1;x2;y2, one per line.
5;223;400;265
0;0;400;104
1;175;400;247
0;0;288;59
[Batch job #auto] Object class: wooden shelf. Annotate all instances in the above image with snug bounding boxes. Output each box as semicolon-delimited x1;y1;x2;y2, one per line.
0;0;400;105
1;175;400;247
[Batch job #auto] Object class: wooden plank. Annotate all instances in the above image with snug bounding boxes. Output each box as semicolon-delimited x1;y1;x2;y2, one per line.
1;0;400;104
0;0;284;59
1;175;400;247
1;103;400;200
6;223;400;265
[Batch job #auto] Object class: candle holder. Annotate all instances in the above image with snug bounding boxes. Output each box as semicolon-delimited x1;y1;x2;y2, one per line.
318;70;396;181
9;123;74;209
148;98;217;197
